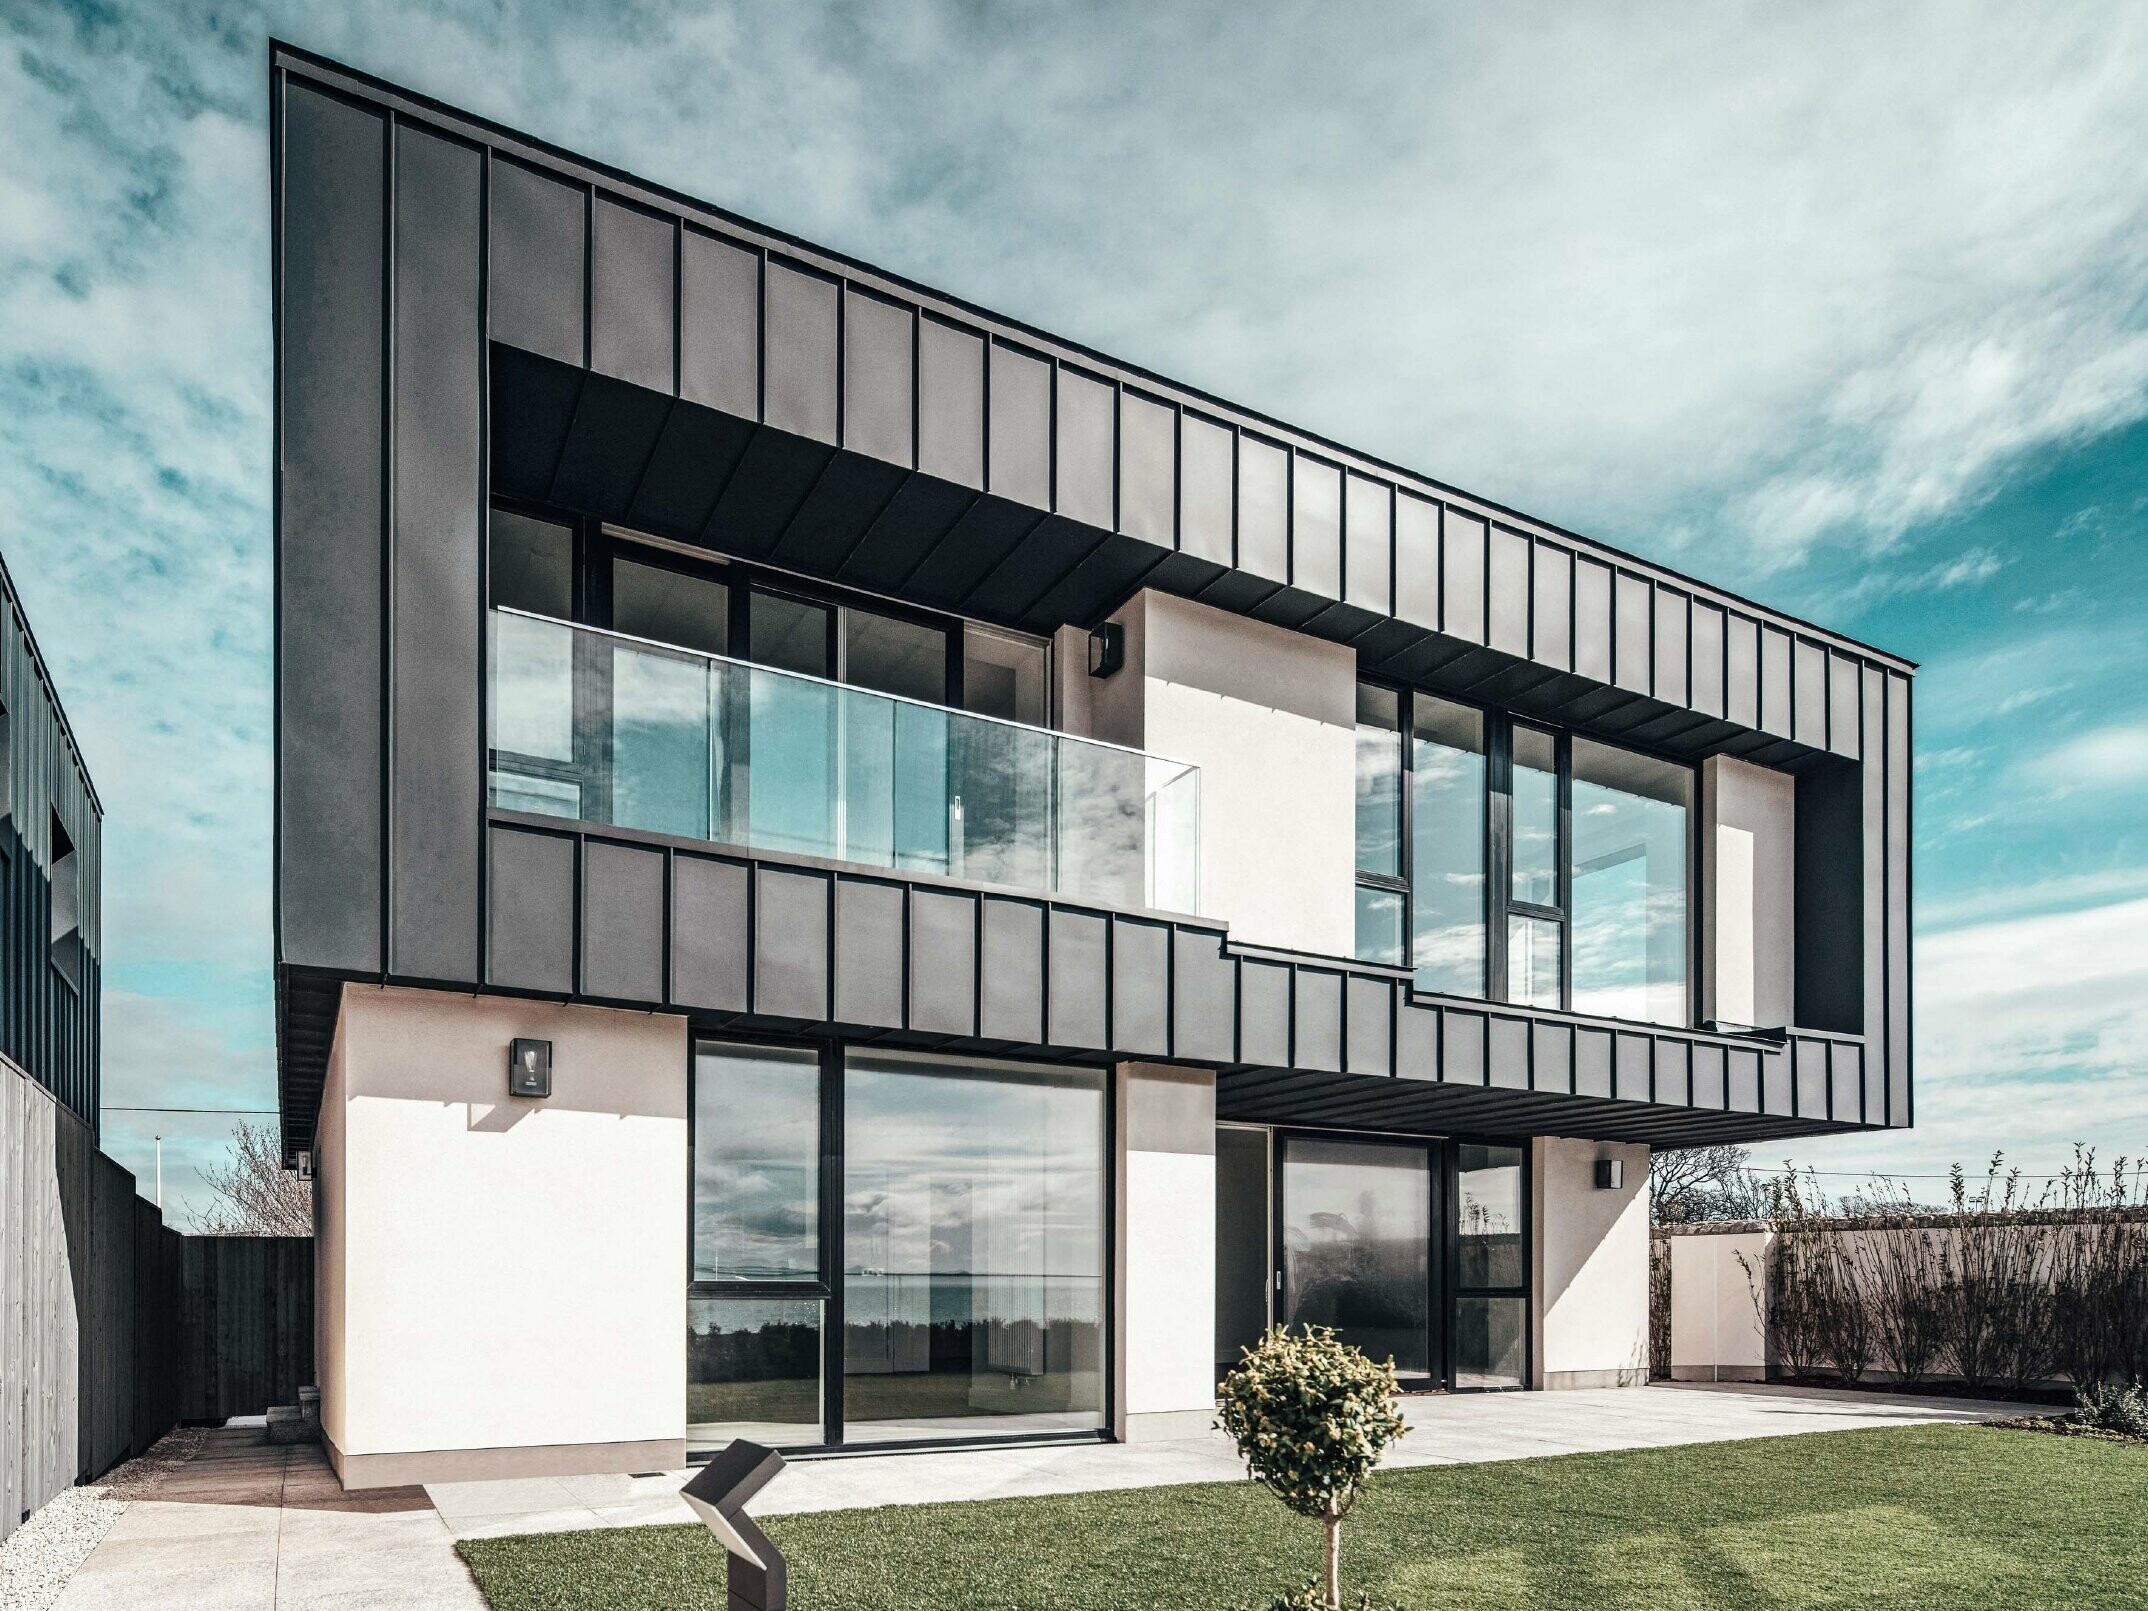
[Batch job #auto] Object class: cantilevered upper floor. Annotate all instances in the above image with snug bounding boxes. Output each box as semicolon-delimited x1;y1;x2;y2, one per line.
270;44;1913;1162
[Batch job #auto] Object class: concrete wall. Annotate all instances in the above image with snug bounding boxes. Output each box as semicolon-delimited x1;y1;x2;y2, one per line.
1078;591;1357;955
317;985;689;1487
1114;1062;1218;1441
1701;756;1795;1028
1666;1228;1772;1382
1531;1138;1652;1389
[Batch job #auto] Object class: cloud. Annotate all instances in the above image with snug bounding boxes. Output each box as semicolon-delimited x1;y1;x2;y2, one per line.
2041;722;2148;791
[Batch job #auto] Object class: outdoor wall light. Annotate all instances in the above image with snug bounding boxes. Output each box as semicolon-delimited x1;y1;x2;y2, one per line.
508;1037;553;1099
1088;621;1125;679
1594;1158;1625;1191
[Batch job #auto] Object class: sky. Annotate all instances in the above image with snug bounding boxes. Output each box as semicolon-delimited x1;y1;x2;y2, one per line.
2;0;2145;1223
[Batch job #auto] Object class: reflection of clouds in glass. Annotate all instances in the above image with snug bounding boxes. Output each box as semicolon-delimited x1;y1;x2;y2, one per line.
1572;766;1687;1025
693;1046;821;1281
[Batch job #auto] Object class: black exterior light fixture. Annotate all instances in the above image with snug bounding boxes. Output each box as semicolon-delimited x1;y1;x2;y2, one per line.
682;1440;789;1610
508;1037;553;1098
1594;1158;1625;1191
1088;621;1125;679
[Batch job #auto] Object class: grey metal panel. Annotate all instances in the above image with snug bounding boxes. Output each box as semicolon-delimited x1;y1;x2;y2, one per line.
988;342;1050;506
1344;475;1391;614
1828;652;1862;760
280;83;386;975
680;228;759;417
1530;1021;1572;1094
1441;1009;1485;1085
1394;493;1439;628
1119;391;1176;549
909;889;976;1035
1614;573;1652;694
1172;928;1235;1063
1726;615;1760;728
1292;457;1342;597
1574;1028;1611;1099
1692;1043;1726;1109
1654;589;1689;708
1239;960;1291;1066
979;897;1045;1043
753;867;830;1021
1177;414;1233;565
581;840;664;1002
1488;527;1530;657
388;122;481;985
1861;666;1888;1110
1795;1037;1829;1118
1292;968;1342;1072
1793;639;1827;749
842;288;914;468
488;155;584;365
833;878;904;1028
1656;1040;1691;1107
1690;601;1725;718
764;260;839;444
918;316;984;489
1829;1043;1863;1126
1111;917;1170;1056
671;853;750;1012
1441;508;1487;642
1574;558;1612;683
1760;625;1793;737
1487;1015;1528;1090
1344;976;1391;1077
1886;672;1912;1126
1615;1034;1650;1102
1727;1049;1761;1113
1055;367;1115;529
486;826;575;993
1395;999;1437;1080
591;195;675;392
1531;542;1571;670
1046;908;1108;1049
1237;435;1290;584
1761;1049;1793;1116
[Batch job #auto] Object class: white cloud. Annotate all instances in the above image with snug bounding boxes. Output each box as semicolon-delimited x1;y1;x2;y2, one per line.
2042;722;2148;791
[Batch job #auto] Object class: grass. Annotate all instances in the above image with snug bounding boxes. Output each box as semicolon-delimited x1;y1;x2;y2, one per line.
456;1423;2148;1610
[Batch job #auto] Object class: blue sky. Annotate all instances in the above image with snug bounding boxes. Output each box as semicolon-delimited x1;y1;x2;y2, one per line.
3;2;2145;1220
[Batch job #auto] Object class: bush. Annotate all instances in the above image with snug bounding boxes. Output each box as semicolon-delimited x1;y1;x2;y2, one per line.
1258;1583;1402;1611
1218;1326;1406;1611
2073;1380;2148;1440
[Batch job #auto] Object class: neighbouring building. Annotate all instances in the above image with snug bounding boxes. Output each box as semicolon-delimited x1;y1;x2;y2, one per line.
270;44;1914;1488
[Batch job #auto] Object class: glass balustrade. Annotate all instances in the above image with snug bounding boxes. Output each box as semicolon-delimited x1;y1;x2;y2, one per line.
489;609;1201;913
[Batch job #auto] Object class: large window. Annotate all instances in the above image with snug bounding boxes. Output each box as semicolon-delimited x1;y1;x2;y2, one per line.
1453;1144;1527;1389
1352;686;1406;965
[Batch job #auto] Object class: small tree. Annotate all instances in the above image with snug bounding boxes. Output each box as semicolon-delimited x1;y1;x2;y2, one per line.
1217;1326;1406;1610
196;1120;314;1237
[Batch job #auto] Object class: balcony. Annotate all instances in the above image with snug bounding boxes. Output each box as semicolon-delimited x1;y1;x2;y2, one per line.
488;609;1200;913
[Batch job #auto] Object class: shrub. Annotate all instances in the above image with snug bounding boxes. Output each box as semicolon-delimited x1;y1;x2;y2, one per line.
1218;1326;1406;1611
2073;1380;2148;1440
1259;1583;1402;1611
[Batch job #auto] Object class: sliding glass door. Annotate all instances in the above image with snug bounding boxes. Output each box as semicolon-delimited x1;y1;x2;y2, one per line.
1278;1135;1436;1384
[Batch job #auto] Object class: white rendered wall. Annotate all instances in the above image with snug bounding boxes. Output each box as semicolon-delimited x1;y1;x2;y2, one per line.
1701;756;1796;1028
1114;1062;1219;1441
1531;1138;1652;1388
317;985;688;1485
1078;591;1357;956
1668;1228;1772;1381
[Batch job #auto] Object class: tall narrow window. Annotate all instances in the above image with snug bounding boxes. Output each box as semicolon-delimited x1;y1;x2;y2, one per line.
1353;684;1406;965
1409;697;1486;997
1571;738;1691;1026
1505;726;1563;1010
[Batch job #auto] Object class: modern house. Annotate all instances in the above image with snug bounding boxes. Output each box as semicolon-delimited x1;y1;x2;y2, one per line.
270;45;1914;1488
0;547;102;1134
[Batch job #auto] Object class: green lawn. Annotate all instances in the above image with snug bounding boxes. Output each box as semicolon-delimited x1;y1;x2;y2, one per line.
456;1424;2148;1611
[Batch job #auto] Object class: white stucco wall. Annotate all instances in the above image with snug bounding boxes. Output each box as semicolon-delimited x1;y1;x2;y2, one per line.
1114;1062;1218;1440
1532;1138;1652;1388
1078;591;1357;956
1667;1228;1772;1381
317;984;688;1485
1701;756;1796;1028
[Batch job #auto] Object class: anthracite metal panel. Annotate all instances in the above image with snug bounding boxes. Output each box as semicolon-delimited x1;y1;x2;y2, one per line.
1691;602;1725;718
1292;457;1342;599
1292;968;1343;1073
1532;1022;1572;1095
1488;1017;1528;1090
979;897;1044;1043
1860;666;1889;1115
1394;493;1438;628
1531;542;1571;672
1725;614;1760;728
1440;508;1486;643
486;825;574;992
763;261;839;446
1238;960;1290;1068
1110;917;1170;1057
1488;527;1529;658
1442;1010;1485;1085
1886;671;1913;1127
388;122;483;986
917;316;984;490
679;228;759;417
1795;759;1865;1034
1793;639;1827;751
1615;1034;1650;1103
279;82;387;977
1046;908;1108;1049
1728;1050;1761;1113
752;867;830;1022
1394;994;1437;1079
1179;415;1233;567
1614;573;1651;695
909;889;975;1035
1573;558;1611;684
1344;474;1391;615
1760;626;1793;737
1692;1044;1725;1110
842;287;913;468
1575;1028;1611;1100
1172;929;1235;1063
832;877;904;1028
671;853;751;1013
1656;1040;1690;1107
1654;589;1689;708
1828;652;1862;761
592;195;676;393
987;342;1050;506
1795;1037;1828;1118
581;840;664;1003
1118;392;1176;550
1762;1051;1793;1116
1344;976;1390;1078
488;156;585;366
1236;436;1290;584
1055;368;1115;530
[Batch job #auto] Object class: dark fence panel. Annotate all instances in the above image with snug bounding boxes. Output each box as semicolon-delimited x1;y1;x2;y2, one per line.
179;1238;315;1423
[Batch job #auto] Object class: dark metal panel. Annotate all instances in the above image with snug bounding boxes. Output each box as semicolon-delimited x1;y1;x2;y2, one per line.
1654;589;1689;708
1573;557;1612;683
1441;508;1487;643
1727;1049;1761;1113
1292;967;1343;1072
1047;908;1108;1049
1344;475;1392;615
752;866;830;1021
1055;367;1115;530
1574;1027;1611;1099
679;228;759;417
979;897;1045;1043
628;401;753;537
1111;917;1170;1056
1116;389;1176;551
280;83;386;975
1615;1034;1651;1102
1531;542;1571;671
1828;1043;1863;1126
1760;625;1793;737
1292;456;1342;598
1793;639;1827;749
1239;960;1291;1067
1795;1037;1829;1118
1531;1021;1572;1094
763;260;839;445
917;316;984;490
1487;1015;1528;1090
591;195;674;392
547;372;670;515
1828;652;1862;760
1725;614;1760;728
489;345;583;501
1344;975;1391;1077
833;877;904;1028
486;826;575;993
1488;526;1530;657
1861;666;1888;1110
1440;1009;1485;1085
842;287;914;468
988;342;1050;507
1761;1048;1793;1116
1886;671;1912;1126
1395;999;1438;1080
1691;1043;1726;1109
1178;414;1233;566
1655;1040;1691;1107
1172;928;1235;1063
1690;600;1725;718
388;122;481;985
488;155;585;365
909;889;976;1036
1394;492;1439;628
581;840;664;1002
1614;572;1652;694
671;852;750;1012
1238;435;1290;584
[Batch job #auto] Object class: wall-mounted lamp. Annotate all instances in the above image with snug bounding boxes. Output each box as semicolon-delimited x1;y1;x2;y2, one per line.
1087;622;1125;679
509;1038;553;1098
1594;1158;1625;1191
295;1150;314;1183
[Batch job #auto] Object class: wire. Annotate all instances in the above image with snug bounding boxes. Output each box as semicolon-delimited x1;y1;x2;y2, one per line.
104;1106;279;1115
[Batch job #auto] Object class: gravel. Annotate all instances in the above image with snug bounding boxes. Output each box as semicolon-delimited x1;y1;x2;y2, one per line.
0;1425;207;1611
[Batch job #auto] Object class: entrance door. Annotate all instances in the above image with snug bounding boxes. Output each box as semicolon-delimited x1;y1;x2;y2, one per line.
1276;1135;1437;1385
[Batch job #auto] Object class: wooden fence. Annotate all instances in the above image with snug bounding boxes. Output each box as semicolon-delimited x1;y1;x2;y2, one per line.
2;1053;313;1541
